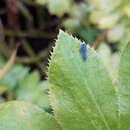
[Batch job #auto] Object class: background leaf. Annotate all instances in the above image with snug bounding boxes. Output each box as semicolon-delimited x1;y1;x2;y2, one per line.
0;65;29;90
0;101;61;130
16;72;50;110
48;0;72;16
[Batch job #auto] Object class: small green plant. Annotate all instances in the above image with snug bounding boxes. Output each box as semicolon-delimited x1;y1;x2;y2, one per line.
0;30;130;130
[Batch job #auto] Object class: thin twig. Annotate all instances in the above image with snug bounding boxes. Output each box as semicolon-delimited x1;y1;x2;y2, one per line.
16;47;49;64
20;39;47;77
0;47;17;79
92;30;108;49
0;19;11;57
4;29;56;39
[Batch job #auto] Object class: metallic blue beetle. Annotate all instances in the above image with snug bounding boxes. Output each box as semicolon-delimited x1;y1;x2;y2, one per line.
80;42;87;63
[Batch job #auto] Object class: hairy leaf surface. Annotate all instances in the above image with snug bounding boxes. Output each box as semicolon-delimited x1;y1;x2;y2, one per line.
118;42;130;130
48;30;118;130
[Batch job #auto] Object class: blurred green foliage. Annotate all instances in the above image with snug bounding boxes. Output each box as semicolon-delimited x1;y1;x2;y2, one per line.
0;0;130;113
0;0;130;127
0;56;50;111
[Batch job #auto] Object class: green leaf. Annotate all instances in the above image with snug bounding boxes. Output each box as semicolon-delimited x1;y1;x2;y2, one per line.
63;18;80;32
118;42;130;130
107;24;125;42
16;71;50;110
70;3;90;19
0;65;29;90
0;101;61;130
118;0;130;10
89;11;120;29
48;0;71;16
48;30;118;130
77;27;99;43
87;0;121;12
36;0;48;5
0;85;7;95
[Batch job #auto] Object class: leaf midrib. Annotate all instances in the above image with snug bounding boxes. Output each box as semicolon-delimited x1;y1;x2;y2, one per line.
63;43;111;130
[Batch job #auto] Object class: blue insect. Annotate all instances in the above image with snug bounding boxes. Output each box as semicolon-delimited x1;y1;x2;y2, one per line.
80;42;87;63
